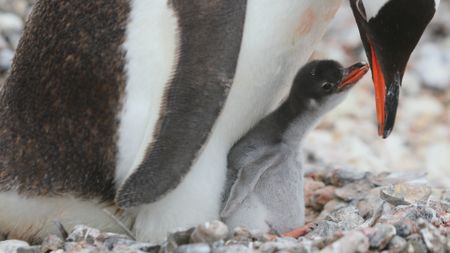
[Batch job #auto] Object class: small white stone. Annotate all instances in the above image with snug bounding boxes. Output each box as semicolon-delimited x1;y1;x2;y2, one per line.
413;43;450;90
0;240;29;253
0;12;23;32
0;48;14;71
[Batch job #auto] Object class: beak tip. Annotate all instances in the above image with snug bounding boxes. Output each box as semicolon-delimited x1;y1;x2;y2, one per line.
378;124;392;139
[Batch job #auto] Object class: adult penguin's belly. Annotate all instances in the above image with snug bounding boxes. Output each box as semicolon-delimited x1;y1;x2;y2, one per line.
131;0;342;242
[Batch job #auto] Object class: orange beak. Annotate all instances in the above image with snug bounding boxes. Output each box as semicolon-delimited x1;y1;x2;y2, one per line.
370;46;386;137
338;62;370;90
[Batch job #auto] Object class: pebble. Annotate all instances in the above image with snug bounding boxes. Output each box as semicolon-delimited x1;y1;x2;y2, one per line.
334;181;374;201
174;243;211;253
166;227;195;247
16;246;40;253
190;221;229;244
380;183;432;206
406;234;428;253
66;225;101;244
392;221;415;238
418;219;446;253
0;240;29;253
259;239;306;253
328;168;368;187
0;12;23;32
0;47;13;72
325;206;364;230
212;244;252;253
388;236;407;253
40;235;64;252
304;177;326;208
310;186;336;210
306;221;342;240
413;42;450;90
320;231;369;253
367;223;396;250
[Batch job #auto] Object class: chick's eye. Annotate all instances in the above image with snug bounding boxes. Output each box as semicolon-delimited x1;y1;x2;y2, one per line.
321;82;333;91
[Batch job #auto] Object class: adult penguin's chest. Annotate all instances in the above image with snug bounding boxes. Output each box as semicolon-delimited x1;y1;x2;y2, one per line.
117;0;342;184
117;0;342;241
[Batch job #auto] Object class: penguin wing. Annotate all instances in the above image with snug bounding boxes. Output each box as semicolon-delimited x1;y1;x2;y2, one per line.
115;0;247;208
220;150;285;219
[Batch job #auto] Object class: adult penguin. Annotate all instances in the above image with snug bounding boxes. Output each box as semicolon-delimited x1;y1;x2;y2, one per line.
0;0;438;242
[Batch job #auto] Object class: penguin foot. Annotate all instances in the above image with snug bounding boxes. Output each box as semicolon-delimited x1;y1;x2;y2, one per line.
266;223;316;240
281;223;316;238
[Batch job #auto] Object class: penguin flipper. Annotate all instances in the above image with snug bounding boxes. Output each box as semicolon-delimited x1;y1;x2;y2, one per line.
115;0;247;208
220;150;284;219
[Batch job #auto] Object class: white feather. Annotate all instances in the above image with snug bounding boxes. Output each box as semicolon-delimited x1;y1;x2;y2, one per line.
361;0;390;20
115;0;178;186
435;0;440;9
0;192;131;240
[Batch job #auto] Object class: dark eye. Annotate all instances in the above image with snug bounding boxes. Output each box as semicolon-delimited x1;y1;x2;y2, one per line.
321;82;333;91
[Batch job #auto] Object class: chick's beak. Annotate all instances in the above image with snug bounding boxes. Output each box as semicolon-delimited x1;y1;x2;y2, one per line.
338;62;369;90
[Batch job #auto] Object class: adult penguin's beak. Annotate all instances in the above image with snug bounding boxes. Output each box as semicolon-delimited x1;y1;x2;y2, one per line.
350;0;438;138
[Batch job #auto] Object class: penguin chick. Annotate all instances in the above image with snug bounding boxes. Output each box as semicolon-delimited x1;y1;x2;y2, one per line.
221;60;369;233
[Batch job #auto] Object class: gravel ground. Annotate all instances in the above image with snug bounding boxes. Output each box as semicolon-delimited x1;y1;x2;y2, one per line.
0;1;449;252
2;167;450;253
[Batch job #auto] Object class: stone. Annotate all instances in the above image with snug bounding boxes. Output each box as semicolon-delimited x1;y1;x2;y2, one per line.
335;181;374;202
304;208;320;224
319;231;369;253
112;243;160;253
328;168;368;187
174;243;211;253
368;171;426;186
0;240;29;253
167;227;195;246
190;221;229;244
392;221;415;238
304;178;326;208
380;183;432;206
310;186;336;210
259;238;307;253
0;12;23;32
388;236;408;253
40;234;64;252
66;225;101;244
98;233;134;250
406;234;428;253
230;227;253;243
162;228;195;253
412;43;450;90
419;219;446;253
212;244;252;253
16;246;40;253
325;206;364;231
0;47;13;72
368;223;396;250
306;221;342;240
63;242;98;252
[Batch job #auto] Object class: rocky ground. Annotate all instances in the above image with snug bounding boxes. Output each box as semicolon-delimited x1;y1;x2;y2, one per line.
2;167;450;253
0;0;449;253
